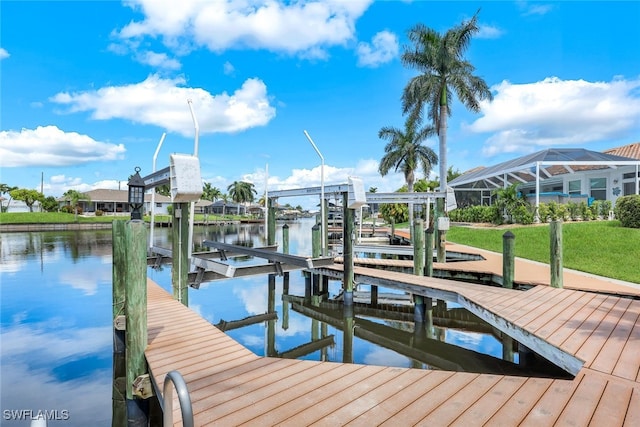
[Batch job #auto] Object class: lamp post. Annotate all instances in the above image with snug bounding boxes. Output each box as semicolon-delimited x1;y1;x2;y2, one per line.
128;167;146;221
304;130;325;255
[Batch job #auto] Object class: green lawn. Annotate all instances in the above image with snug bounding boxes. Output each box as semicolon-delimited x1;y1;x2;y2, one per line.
447;221;640;284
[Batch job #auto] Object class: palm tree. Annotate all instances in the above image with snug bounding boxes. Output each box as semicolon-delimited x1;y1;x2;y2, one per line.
378;112;438;226
227;181;257;215
401;11;492;199
202;182;222;202
220;194;230;216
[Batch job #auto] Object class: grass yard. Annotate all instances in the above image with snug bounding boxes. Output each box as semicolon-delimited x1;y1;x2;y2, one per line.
447;221;640;284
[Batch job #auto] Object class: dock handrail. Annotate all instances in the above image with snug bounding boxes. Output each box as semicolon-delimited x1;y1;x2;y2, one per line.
163;370;194;427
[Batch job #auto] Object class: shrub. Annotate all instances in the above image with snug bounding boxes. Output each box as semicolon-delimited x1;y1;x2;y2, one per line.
589;201;601;220
512;204;534;225
579;201;592;221
537;203;550;223
60;205;83;215
600;200;612;218
95;209;104;217
166;204;173;216
614;195;640;228
567;202;580;221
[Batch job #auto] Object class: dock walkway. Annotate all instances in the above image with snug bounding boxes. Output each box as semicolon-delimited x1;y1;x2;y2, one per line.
146;263;640;426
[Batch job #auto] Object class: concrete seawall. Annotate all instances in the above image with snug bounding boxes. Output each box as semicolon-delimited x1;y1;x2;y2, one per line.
0;223;114;232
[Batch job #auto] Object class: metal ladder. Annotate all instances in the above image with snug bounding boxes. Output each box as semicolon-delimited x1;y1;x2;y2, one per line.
162;370;194;427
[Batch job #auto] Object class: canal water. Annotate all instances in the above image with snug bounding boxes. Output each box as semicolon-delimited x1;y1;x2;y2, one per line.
1;218;559;426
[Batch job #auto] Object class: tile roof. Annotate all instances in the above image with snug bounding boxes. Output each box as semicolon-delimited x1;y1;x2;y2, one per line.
604;141;640;160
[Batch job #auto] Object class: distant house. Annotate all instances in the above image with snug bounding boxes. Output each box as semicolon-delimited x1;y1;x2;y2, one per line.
449;142;640;210
205;200;246;215
1;199;41;213
57;189;174;216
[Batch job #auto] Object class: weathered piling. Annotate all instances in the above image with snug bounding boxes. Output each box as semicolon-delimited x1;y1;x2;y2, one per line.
550;220;563;288
435;199;446;263
412;219;428;325
124;220;149;424
282;224;289;254
111;220;127;426
342;192;355;306
425;227;434;277
267;198;276;247
172;203;189;305
502;231;515;289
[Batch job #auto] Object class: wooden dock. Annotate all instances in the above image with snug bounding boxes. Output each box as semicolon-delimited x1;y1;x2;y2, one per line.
146;263;640;426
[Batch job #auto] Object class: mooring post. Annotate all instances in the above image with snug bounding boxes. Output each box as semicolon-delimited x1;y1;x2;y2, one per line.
502;334;515;363
502;231;515;289
390;218;395;243
371;285;378;306
282;274;290;331
282;224;289;254
550;220;563;288
172;203;189;305
112;220;126;352
111;220;127;427
124;220;149;425
343;192;355;306
267;274;277;357
435;199;447;263
267;198;276;247
425;227;434;277
322;198;329;256
413;218;426;323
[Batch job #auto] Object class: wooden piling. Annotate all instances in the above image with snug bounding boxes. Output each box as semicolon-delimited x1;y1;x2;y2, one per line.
267;198;276;247
342;192;354;306
502;231;515;289
413;219;425;275
550;220;563;288
124;220;148;406
435;199;446;263
172;203;189;305
425;227;434;277
282;224;289;254
112;220;126;353
111;220;126;427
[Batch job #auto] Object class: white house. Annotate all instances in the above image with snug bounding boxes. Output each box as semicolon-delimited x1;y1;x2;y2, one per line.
449;142;640;210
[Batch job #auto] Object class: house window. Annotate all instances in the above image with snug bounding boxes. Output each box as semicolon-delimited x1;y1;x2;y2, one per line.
156;202;162;207
624;181;639;196
590;178;607;200
568;180;581;195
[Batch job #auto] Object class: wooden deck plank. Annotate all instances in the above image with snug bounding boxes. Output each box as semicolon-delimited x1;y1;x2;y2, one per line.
553;372;607;426
416;374;504;425
483;377;556;426
547;294;615;349
534;291;598;339
199;362;366;426
520;288;584;331
574;297;633;364
446;376;528;426
503;287;566;323
378;372;480;425
242;365;404;426
518;378;577;427
612;314;640;382
308;369;420;426
588;300;640;377
590;377;635;426
624;387;640;426
344;371;455;427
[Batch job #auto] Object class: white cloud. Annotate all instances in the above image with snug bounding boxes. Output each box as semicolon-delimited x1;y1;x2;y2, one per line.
517;1;554;16
136;50;182;70
223;61;235;75
467;77;640;156
356;30;398;67
477;24;504;39
50;74;276;136
0;47;9;60
117;0;373;58
0;126;126;167
44;176;129;197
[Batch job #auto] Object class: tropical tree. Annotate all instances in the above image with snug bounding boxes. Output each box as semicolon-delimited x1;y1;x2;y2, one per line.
41;196;59;212
378;111;438;226
0;183;18;212
155;184;170;197
63;189;90;220
401;11;492;200
227;181;257;215
202;182;222;202
220;193;230;216
10;188;45;212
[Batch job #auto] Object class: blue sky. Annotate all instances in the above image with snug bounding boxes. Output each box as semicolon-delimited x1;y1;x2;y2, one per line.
1;1;639;210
